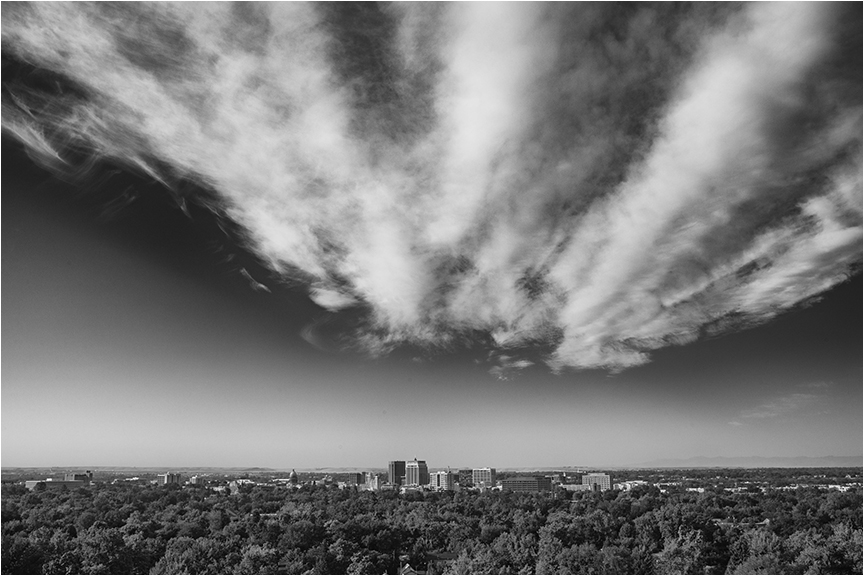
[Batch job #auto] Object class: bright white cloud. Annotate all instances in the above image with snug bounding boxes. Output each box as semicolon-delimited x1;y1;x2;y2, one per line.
2;3;860;372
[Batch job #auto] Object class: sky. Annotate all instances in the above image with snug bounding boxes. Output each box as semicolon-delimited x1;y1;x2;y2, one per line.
2;3;861;470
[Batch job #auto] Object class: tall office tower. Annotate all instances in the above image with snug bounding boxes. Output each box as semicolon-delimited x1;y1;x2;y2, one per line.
405;459;429;486
457;469;474;486
388;461;406;486
472;467;497;488
582;473;612;492
430;470;454;490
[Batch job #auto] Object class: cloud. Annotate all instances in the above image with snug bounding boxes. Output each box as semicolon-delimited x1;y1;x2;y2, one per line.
739;393;819;420
736;383;833;422
2;3;860;371
489;354;535;381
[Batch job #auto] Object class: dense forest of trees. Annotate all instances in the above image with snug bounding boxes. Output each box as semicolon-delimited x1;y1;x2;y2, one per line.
2;480;861;574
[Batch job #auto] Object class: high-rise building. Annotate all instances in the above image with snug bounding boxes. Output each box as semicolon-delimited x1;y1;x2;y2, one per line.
430;470;454;490
472;468;497;488
501;476;553;492
457;469;474;486
346;472;364;486
405;459;429;486
582;473;611;492
389;461;406;486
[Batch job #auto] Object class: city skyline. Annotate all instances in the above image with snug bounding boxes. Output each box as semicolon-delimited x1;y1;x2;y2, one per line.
2;3;861;470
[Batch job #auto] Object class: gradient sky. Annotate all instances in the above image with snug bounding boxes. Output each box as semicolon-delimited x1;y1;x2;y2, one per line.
2;3;861;469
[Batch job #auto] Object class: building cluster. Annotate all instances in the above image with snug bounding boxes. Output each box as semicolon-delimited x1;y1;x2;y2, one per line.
21;467;863;497
338;461;616;495
362;460;501;493
25;471;94;492
21;466;617;495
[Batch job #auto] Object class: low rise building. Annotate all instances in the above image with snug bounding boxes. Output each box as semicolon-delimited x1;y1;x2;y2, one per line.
25;470;93;492
64;471;94;483
613;480;647;491
365;472;380;491
157;473;182;485
582;473;611;492
501;476;553;492
560;483;593;492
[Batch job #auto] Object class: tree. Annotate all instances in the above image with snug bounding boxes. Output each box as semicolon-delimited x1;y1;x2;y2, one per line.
653;527;704;575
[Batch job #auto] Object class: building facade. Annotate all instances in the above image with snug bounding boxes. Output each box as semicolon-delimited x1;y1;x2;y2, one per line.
472;467;497;488
25;480;85;492
405;459;429;486
560;483;593;492
430;470;454;490
64;471;94;483
157;473;182;486
388;460;406;486
501;476;553;492
365;472;380;491
582;473;612;492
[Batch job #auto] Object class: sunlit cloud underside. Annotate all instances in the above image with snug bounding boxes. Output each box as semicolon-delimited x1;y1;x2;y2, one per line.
2;3;860;372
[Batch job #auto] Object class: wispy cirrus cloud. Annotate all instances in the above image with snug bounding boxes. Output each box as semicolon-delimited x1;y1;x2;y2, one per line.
731;383;833;425
2;3;860;373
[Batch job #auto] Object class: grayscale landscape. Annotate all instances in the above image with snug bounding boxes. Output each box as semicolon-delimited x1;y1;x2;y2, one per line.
2;3;861;574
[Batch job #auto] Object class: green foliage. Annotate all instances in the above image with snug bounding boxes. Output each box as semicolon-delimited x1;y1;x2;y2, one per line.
0;481;860;574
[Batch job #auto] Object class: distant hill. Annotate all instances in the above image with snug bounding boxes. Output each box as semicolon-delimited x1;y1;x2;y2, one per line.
0;466;387;476
634;455;862;468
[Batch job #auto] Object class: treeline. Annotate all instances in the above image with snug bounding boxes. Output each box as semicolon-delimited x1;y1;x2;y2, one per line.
2;482;861;574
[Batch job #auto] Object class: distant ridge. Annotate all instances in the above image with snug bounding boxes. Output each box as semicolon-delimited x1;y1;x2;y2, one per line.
634;455;862;468
4;458;862;474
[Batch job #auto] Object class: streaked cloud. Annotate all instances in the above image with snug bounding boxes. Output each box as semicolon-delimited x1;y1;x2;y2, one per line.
736;383;833;423
2;3;860;372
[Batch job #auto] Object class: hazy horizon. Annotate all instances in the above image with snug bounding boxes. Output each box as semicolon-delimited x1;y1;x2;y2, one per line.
2;3;861;470
4;455;864;473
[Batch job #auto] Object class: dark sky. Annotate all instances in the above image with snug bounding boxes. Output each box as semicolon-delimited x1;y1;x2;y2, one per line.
2;3;861;469
4;136;860;468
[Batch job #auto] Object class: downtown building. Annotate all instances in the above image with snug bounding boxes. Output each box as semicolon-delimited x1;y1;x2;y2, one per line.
582;473;612;492
365;472;381;491
405;459;429;486
472;467;497;488
388;461;406;486
501;476;553;493
429;470;454;490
